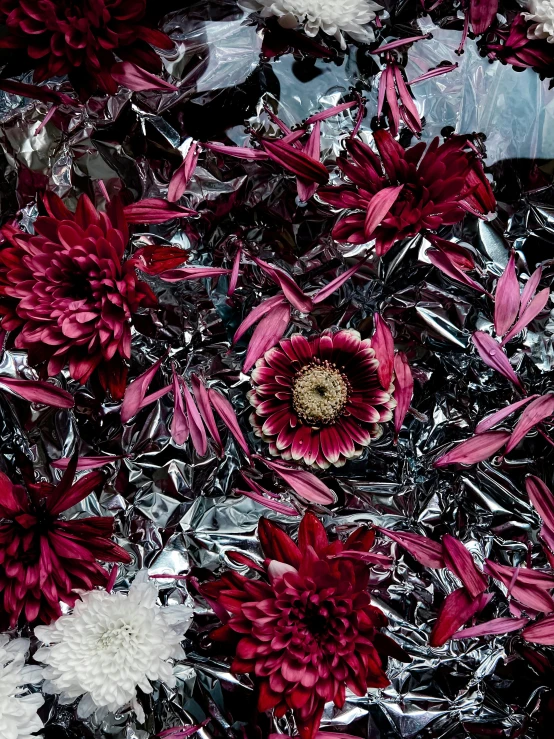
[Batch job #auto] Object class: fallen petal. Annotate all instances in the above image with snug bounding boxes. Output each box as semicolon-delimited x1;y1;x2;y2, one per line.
434;430;511;467
452;616;528;639
472;331;524;391
0;377;74;408
393;352;413;435
504;394;554;454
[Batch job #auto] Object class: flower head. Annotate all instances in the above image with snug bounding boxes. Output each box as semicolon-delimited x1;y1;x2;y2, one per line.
483;14;554;74
203;513;405;739
35;570;192;722
0;636;44;739
248;329;395;469
319;130;496;256
523;0;554;42
0;0;173;95
0;193;158;399
253;0;382;49
0;463;131;627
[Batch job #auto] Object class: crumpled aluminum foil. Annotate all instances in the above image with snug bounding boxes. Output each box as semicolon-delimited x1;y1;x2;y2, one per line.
1;1;554;737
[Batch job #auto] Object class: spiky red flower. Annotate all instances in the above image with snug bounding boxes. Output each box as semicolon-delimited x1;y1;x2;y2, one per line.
0;0;173;95
248;329;396;469
319;130;496;256
0;193;158;399
203;513;406;739
0;463;131;627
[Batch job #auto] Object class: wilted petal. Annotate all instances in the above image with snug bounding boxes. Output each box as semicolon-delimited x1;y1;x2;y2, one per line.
471;331;524;390
233;294;287;345
0;377;74;408
393;352;413;435
203;142;270;160
520;266;543;311
262;138;329;184
304;101;357;124
504;394;554;454
434;430;511;467
227;247;242;298
191;375;222;453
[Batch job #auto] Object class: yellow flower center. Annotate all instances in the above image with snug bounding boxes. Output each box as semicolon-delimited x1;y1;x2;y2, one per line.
292;361;349;426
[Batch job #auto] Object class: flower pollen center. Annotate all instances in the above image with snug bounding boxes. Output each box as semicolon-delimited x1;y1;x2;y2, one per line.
97;620;136;650
292;360;349;426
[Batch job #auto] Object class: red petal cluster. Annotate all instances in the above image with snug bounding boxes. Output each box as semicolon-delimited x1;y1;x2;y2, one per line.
204;514;405;739
0;193;157;399
0;464;131;626
248;330;396;469
0;0;173;94
319;130;496;256
483;14;554;75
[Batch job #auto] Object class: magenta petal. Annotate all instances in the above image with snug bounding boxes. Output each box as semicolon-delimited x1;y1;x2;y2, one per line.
243;301;291;373
123;198;196;224
523;615;554;645
501;288;550;346
371;315;394;390
429;588;482;647
181;380;207;456
365;185;404;242
252;257;313;314
233;294;287;345
159;267;230;281
256;456;335;505
168;141;200;202
434;430;510;467
378;527;444;568
312;258;366;304
111;61;178;92
427;248;487;294
452;616;528;640
120;352;167;423
475;395;538;433
470;0;498;34
504;394;554;454
0;376;74;408
393;352;413;434
494;252;520;337
171;369;189;446
51;455;125;470
471;331;523;390
442;535;487;598
191;375;222;453
526;476;554;534
208;389;250;457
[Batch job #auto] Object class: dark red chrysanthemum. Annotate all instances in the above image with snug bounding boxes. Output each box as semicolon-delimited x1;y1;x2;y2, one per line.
0;193;157;399
483;14;554;78
0;0;173;94
0;463;131;627
319;129;496;256
203;513;407;739
248;329;396;469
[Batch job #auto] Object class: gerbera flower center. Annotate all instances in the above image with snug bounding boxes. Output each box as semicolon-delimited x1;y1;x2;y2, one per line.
292;360;349;426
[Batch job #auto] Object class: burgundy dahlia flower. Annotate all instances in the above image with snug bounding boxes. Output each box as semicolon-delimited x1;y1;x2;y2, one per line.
0;463;131;627
203;513;407;739
0;0;173;95
0;193;157;399
319;130;496;256
483;14;554;78
248;329;396;469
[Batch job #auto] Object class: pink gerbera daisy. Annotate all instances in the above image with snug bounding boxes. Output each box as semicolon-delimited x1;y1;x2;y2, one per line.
248;329;396;469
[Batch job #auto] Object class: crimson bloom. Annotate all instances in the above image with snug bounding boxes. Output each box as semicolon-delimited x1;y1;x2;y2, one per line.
483;14;554;78
0;0;173;95
319;130;496;256
0;193;159;399
203;513;406;739
248;329;396;469
0;462;131;627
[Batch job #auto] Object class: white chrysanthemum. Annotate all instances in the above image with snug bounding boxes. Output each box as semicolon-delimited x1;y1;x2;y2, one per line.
0;635;44;739
523;0;554;42
35;571;193;724
253;0;382;48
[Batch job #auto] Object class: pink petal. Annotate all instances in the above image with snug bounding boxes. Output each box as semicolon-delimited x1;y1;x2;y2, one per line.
140;384;173;408
434;430;511;467
121;353;167;424
427;248;487;294
0;377;74;408
494;252;520;337
426;235;476;272
442;534;487;598
181;380;207;456
452;616;528;639
171;368;189;446
312;257;367;304
378;527;444;568
523;615;554;645
51;455;125;470
267;560;299;581
111;61;178;91
191;375;222;453
233;294;287;345
393;352;413;434
243;301;291;372
261;138;329;184
365;185;404;242
526;475;554;533
227;247;242;298
330;550;392;566
407;63;458;85
430;587;483;646
475;395;538;433
256;456;335;505
236;488;299;517
168;141;200;202
203;142;270;160
252;257;313;313
520;266;542;312
470;0;499;34
370;34;431;54
304;100;357;124
500;288;550;346
0;78;74;106
393;65;421;133
160;267;231;282
504;394;554;454
123;198;196;224
471;331;524;391
297;120;321;201
207;389;250;457
372;315;394;390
